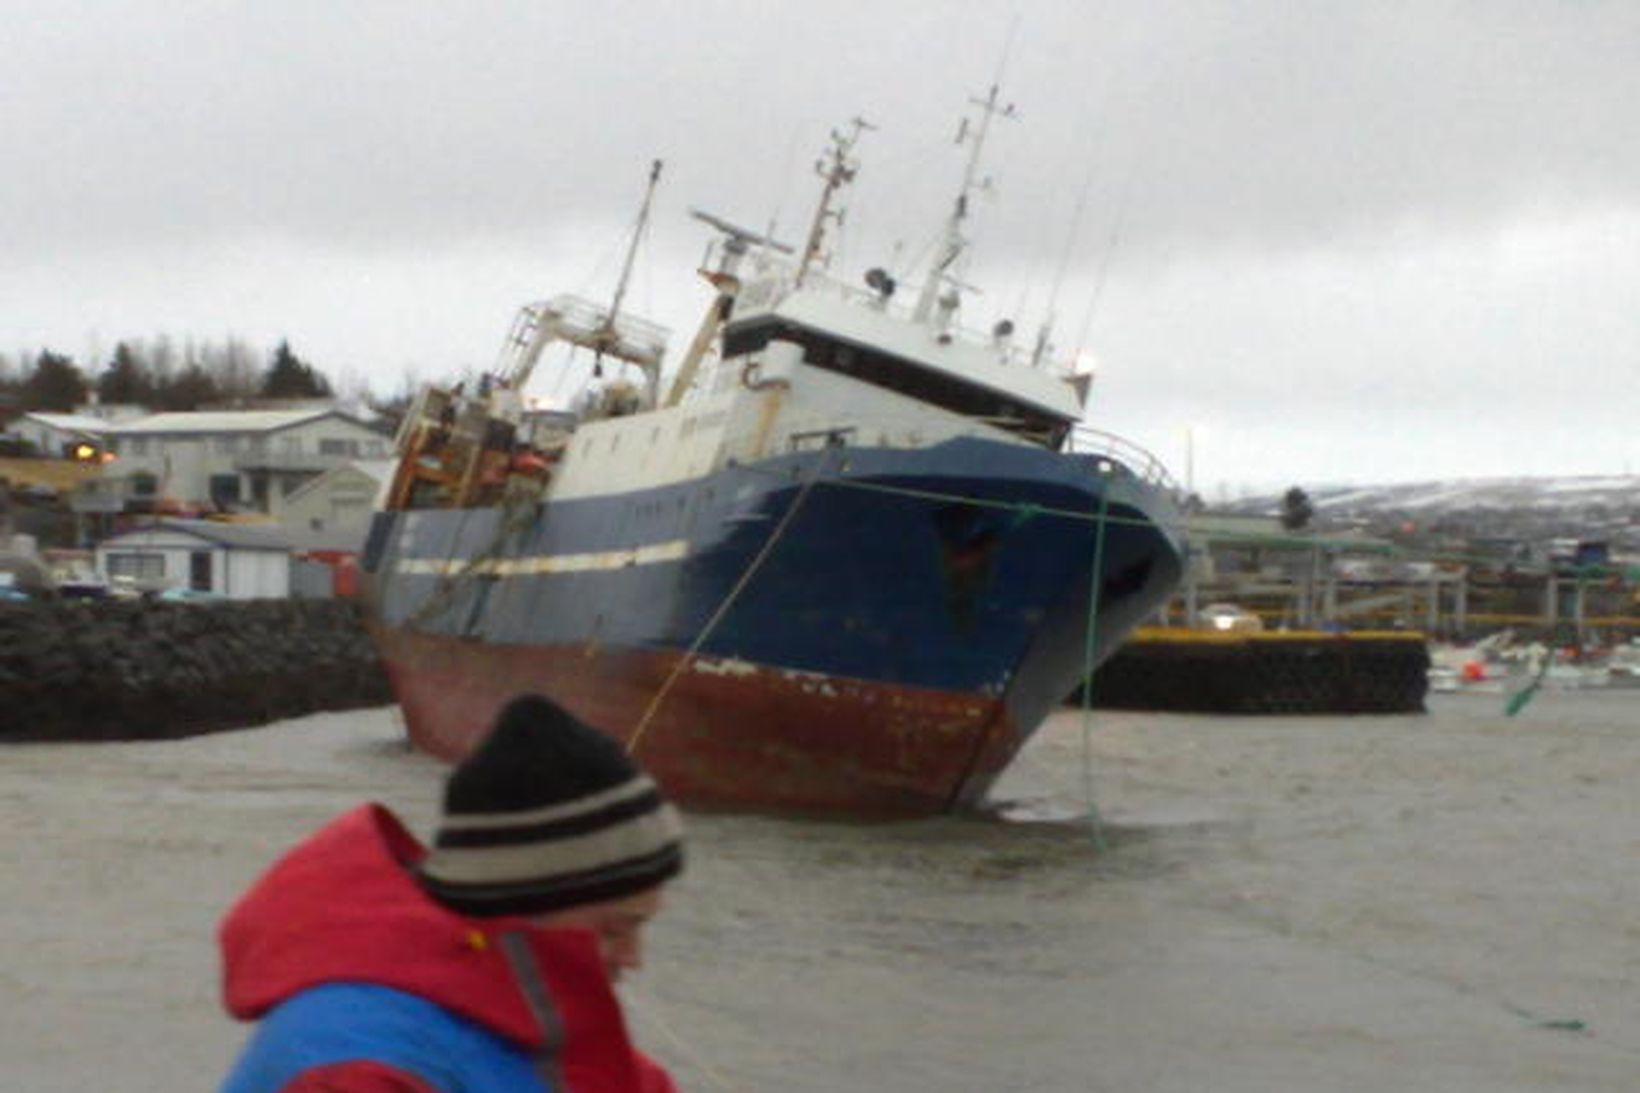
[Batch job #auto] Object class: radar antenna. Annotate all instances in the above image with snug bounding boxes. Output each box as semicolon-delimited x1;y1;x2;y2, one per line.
663;212;795;407
690;208;795;270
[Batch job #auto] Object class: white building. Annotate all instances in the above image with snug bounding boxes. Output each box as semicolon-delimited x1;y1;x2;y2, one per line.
279;458;396;541
3;412;112;458
105;409;390;515
95;519;296;599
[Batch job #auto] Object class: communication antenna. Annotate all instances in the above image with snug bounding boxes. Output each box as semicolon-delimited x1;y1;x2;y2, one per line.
1033;155;1098;369
796;116;875;286
912;84;1018;325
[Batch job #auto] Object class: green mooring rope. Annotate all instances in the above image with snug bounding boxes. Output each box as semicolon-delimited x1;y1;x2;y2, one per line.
737;455;1137;835
1504;650;1554;717
812;470;1172;534
1079;471;1115;849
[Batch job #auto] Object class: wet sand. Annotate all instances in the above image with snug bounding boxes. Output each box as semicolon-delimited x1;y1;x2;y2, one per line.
4;692;1636;1091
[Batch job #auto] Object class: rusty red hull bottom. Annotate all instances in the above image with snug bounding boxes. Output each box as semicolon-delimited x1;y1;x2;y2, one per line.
374;627;1027;819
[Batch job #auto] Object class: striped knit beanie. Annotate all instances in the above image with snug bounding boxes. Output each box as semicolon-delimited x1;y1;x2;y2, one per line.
417;694;684;918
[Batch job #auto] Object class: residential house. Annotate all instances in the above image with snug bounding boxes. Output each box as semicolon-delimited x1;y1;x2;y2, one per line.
0;456;118;549
95;519;296;599
279;458;395;541
104;408;390;515
3;412;113;458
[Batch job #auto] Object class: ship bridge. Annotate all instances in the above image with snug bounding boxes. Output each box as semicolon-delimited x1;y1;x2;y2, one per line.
723;275;1084;449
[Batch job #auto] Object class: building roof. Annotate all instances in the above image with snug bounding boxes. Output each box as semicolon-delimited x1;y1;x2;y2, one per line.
353;458;398;482
285;523;370;553
107;408;372;436
282;458;397;507
103;518;296;551
18;412;114;434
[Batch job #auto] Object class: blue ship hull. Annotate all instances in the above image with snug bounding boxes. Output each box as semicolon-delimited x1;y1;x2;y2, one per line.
363;436;1183;816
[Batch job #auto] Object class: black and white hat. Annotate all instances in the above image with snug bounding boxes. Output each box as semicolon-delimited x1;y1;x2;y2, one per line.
417;694;684;917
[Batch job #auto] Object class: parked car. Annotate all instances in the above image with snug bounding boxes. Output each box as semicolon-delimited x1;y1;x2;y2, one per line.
56;579;112;601
157;586;226;604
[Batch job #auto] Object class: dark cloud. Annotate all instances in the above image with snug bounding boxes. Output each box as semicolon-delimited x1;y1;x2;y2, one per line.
7;3;1634;255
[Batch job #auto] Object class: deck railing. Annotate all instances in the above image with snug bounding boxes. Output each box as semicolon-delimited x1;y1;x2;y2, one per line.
1065;424;1181;495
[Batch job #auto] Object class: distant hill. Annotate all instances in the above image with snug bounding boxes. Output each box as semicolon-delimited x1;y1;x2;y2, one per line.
1228;476;1640;520
1221;476;1640;557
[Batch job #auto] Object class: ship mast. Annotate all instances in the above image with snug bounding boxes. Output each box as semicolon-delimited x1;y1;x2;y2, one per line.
912;85;1016;325
796;117;874;286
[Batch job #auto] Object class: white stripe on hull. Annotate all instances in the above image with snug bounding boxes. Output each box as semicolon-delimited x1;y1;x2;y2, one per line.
396;538;689;576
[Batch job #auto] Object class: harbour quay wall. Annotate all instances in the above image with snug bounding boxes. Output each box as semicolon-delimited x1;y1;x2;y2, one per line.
1079;628;1431;714
0;599;390;742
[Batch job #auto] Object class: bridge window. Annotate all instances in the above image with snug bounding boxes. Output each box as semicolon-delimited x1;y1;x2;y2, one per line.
722;318;1069;447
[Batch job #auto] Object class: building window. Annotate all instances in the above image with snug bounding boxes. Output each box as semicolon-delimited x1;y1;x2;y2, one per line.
215;436;240;454
129;472;158;497
130;437;149;456
106;552;165;581
319;438;359;457
722;317;1072;447
209;474;242;508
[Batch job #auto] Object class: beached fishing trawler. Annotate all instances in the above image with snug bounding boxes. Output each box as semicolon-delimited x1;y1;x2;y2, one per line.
361;91;1186;817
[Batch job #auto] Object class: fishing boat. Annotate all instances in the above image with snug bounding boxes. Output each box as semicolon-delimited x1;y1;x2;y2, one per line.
361;91;1187;818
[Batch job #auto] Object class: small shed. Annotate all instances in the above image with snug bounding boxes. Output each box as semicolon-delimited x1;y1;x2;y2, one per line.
95;519;294;599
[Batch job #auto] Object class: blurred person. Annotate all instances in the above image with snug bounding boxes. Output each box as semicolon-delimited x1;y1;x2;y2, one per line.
217;693;685;1092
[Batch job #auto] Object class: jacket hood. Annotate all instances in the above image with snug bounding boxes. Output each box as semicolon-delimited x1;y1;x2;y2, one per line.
218;803;624;1052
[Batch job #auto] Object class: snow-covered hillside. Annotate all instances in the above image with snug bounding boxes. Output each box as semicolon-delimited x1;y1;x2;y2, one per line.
1233;476;1640;519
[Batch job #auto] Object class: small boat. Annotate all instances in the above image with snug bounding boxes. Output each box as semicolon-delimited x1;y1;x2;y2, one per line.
361;91;1187;818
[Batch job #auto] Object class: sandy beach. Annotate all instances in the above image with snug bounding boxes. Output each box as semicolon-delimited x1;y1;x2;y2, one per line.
4;691;1636;1091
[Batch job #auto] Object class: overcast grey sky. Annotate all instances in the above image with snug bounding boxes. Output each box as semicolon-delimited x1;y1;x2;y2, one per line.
4;1;1636;494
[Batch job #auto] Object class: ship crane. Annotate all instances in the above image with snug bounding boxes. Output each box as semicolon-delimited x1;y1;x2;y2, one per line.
494;160;670;405
388;162;672;511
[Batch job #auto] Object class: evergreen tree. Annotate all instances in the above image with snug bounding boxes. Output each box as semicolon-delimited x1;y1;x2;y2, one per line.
97;342;154;405
157;364;220;411
1280;486;1315;532
20;350;88;412
260;340;333;399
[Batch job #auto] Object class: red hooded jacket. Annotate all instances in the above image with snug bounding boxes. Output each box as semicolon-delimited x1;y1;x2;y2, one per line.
218;804;678;1093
